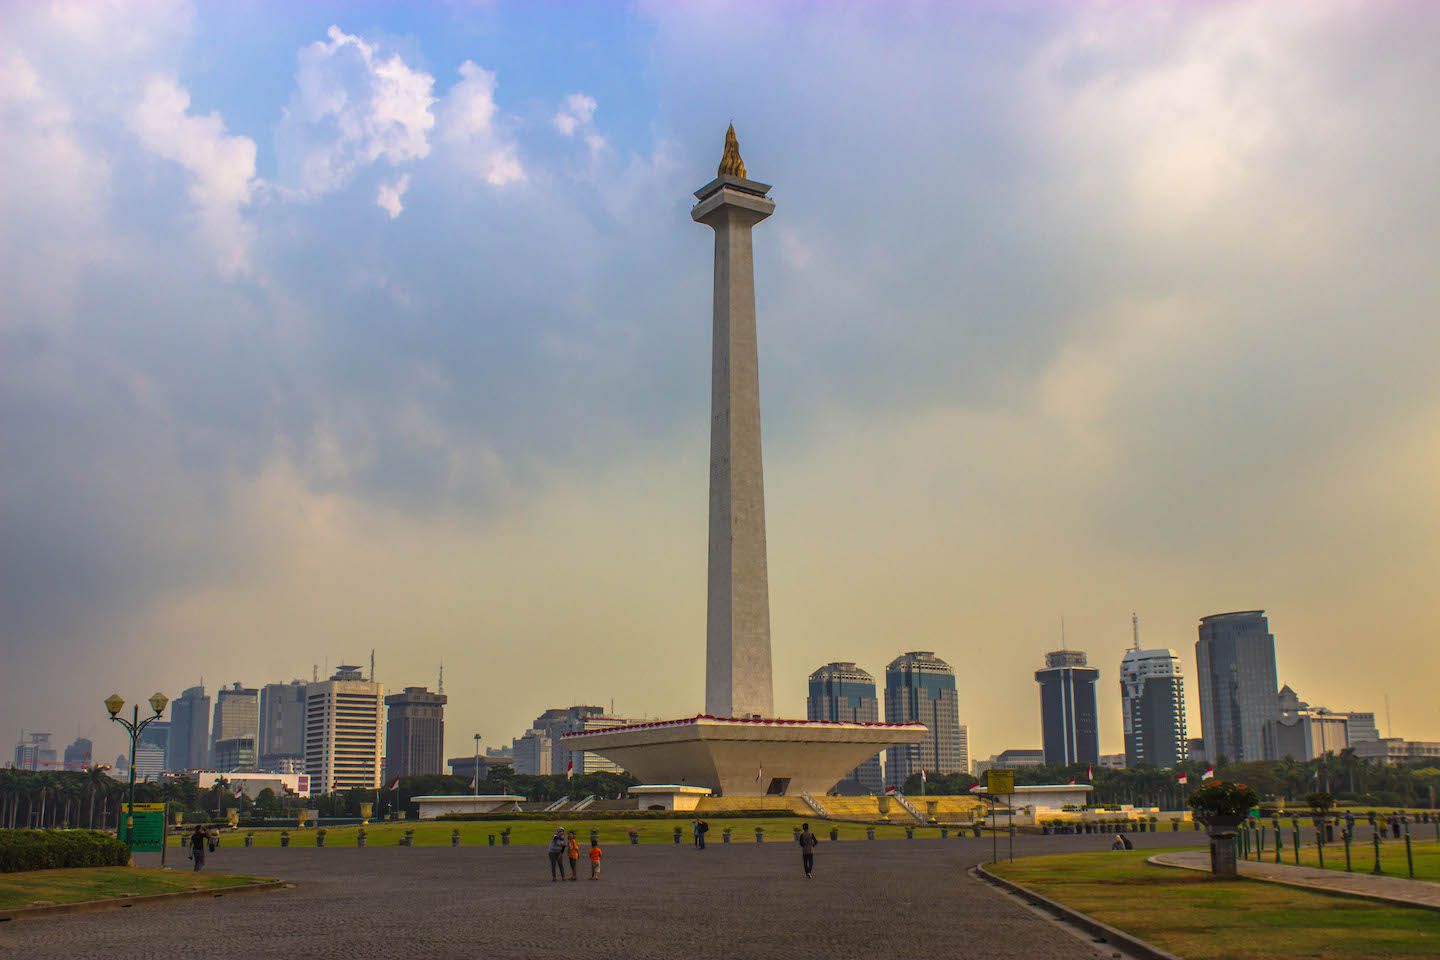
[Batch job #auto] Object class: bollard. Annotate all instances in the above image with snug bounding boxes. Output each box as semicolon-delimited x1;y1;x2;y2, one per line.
280;831;290;848
905;827;914;840
1372;831;1383;875
358;830;367;848
831;827;840;842
1291;821;1300;866
1343;830;1351;871
1258;825;1266;859
1274;822;1282;864
1316;820;1324;870
244;833;254;848
721;829;730;844
1405;820;1414;879
755;827;765;843
673;827;682;845
488;834;495;846
452;829;461;848
866;827;876;841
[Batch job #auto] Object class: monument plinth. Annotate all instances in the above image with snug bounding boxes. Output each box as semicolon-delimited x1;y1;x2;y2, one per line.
564;127;924;796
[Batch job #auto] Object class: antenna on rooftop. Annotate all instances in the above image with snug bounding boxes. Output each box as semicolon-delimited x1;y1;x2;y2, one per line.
370;649;375;682
438;660;444;694
1385;693;1393;738
1132;612;1140;651
312;664;318;683
1060;616;1066;651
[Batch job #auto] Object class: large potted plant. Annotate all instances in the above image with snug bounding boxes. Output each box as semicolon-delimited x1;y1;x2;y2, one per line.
1188;781;1259;878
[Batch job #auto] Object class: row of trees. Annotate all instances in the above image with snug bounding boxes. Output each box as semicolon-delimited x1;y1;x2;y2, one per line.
899;751;1440;809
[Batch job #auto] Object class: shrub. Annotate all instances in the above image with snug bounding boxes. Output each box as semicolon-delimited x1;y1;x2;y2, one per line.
0;829;130;873
1188;781;1260;821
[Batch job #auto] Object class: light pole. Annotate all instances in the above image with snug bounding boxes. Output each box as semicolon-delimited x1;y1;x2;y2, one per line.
473;734;483;797
105;692;169;860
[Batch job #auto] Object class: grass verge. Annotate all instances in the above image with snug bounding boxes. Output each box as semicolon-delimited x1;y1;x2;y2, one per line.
987;849;1440;960
1248;836;1440;883
0;867;270;911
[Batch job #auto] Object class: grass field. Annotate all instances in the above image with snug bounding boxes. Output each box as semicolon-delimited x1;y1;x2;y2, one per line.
988;849;1440;960
1245;835;1440;882
0;868;269;911
168;817;948;847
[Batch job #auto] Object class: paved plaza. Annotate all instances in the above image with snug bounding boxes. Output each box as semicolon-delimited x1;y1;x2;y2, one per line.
1;832;1205;959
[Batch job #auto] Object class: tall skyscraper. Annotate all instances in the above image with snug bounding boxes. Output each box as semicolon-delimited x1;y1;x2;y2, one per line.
542;706;641;776
1120;643;1188;769
1036;650;1100;767
884;652;966;786
167;684;210;771
304;666;384;791
1195;610;1280;763
384;686;447;780
63;737;93;771
135;722;170;780
211;683;259;762
13;732;57;770
511;729;553;775
808;662;883;793
258;680;307;770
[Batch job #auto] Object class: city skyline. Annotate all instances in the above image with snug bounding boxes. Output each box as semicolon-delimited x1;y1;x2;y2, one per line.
4;2;1440;768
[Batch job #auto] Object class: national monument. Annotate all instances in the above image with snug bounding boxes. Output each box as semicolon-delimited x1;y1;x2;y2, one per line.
565;128;924;797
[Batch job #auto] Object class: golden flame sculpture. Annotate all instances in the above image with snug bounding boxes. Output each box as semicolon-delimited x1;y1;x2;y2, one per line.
718;123;746;179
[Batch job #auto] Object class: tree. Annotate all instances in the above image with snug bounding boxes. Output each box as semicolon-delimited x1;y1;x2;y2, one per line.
1304;791;1335;815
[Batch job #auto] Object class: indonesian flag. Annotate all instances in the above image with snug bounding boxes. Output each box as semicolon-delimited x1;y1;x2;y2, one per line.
968;781;984;794
386;775;401;791
755;766;763;783
1176;773;1189;785
885;785;897;795
1086;765;1093;780
920;768;927;784
232;785;243;799
470;774;478;790
566;758;574;779
1067;778;1076;785
1202;767;1215;780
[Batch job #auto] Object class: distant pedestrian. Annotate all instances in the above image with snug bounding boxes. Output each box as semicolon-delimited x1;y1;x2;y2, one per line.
190;825;208;872
798;822;817;879
548;828;567;882
694;818;709;849
1392;816;1402;839
1111;834;1126;851
566;830;580;881
589;839;603;879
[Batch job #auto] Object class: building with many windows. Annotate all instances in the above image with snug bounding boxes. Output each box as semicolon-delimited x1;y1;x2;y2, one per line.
1120;646;1188;769
1272;685;1350;760
258;680;307;771
212;735;257;773
135;722;170;780
1195;610;1280;763
1036;650;1100;768
63;737;93;771
305;666;384;791
211;683;259;765
384;686;447;780
12;732;57;771
167;685;211;772
884;651;967;786
1345;712;1381;744
511;729;554;775
807;662;884;793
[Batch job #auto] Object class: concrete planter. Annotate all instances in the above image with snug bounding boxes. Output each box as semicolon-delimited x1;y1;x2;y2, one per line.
866;827;876;840
451;830;461;847
279;832;290;848
904;827;914;840
721;830;730;844
755;828;764;843
316;832;326;847
1201;815;1245;878
244;834;254;848
357;832;367;847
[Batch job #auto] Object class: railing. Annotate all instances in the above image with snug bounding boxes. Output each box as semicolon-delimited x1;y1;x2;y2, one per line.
543;797;570;813
800;792;829;819
892;792;925;822
571;794;598;812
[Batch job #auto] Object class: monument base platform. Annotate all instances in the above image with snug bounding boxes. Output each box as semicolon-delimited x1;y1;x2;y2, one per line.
564;716;926;797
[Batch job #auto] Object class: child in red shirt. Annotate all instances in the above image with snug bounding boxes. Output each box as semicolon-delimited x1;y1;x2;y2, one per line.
588;840;602;879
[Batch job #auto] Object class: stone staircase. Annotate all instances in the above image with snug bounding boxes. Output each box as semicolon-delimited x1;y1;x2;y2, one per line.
799;792;829;819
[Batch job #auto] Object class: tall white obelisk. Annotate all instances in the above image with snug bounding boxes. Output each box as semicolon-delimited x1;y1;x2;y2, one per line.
693;125;776;720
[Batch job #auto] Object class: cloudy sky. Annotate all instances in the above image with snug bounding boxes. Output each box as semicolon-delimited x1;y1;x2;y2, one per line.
4;0;1438;768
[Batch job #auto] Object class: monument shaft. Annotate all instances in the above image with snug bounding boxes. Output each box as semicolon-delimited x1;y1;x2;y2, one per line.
693;129;776;720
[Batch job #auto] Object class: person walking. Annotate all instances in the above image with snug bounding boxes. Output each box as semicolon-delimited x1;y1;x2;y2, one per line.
190;824;208;872
798;822;817;879
698;818;709;849
566;830;580;881
588;839;603;880
548;828;567;882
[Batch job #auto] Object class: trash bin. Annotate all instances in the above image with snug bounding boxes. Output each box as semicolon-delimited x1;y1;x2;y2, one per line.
866;827;876;840
830;827;839;842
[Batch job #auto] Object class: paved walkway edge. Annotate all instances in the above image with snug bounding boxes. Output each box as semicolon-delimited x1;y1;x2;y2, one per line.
0;879;288;922
1147;853;1440;913
973;864;1184;960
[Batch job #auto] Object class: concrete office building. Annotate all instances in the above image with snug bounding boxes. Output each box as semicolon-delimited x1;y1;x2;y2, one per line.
807;662;884;793
211;683;259;765
1120;645;1188;769
212;736;257;773
974;748;1045;775
167;684;210;771
258;680;307;771
1273;685;1350;760
1346;712;1381;744
135;722;170;780
1354;739;1440;764
13;733;57;770
884;651;967;786
384;686;447;780
305;666;384;792
63;737;93;771
1036;650;1100;768
1195;611;1280;762
511;729;553;776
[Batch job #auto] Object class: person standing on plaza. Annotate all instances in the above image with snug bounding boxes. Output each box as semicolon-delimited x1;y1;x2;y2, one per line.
190;824;208;872
798;822;817;879
589;839;603;880
548;828;567;882
566;830;580;881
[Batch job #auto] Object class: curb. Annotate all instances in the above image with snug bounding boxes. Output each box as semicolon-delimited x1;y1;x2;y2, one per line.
0;879;289;922
973;863;1183;960
1147;854;1440;913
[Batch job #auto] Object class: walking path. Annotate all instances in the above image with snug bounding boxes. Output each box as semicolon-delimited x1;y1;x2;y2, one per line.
1150;850;1440;911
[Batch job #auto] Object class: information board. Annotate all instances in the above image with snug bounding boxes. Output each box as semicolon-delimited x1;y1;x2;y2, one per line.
120;802;167;853
985;769;1015;796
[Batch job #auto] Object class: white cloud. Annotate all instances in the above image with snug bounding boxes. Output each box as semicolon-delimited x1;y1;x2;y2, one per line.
375;173;410;219
437;60;524;185
130;75;257;276
277;25;436;196
552;92;596;136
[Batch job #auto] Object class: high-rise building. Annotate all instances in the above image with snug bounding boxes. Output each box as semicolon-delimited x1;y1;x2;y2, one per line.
1345;712;1381;744
384;686;447;780
511;729;553;776
213;736;257;772
1036;650;1100;768
1120;646;1188;769
167;685;211;771
63;737;93;771
135;722;170;780
13;732;57;770
304;666;384;792
808;662;884;793
211;683;259;762
884;652;966;786
1195;610;1280;763
258;680;307;771
528;706;642;776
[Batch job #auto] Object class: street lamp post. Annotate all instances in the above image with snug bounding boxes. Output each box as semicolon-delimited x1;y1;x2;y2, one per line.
473;734;483;797
105;692;169;860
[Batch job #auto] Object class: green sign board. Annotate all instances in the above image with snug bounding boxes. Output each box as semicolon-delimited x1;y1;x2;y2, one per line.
120;802;166;853
986;769;1015;795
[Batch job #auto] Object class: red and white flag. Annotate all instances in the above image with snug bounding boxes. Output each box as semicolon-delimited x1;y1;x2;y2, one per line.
470;774;478;790
1067;778;1076;785
920;768;927;784
1086;764;1093;780
1176;773;1189;786
1201;767;1215;781
755;766;763;783
968;781;984;794
232;785;243;799
386;775;401;791
566;758;574;779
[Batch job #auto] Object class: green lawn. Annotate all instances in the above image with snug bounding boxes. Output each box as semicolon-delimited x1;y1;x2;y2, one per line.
988;849;1440;960
0;868;269;911
172;817;944;847
1245;835;1440;882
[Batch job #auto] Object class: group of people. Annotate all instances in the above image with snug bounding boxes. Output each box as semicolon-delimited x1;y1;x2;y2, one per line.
547;829;603;881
